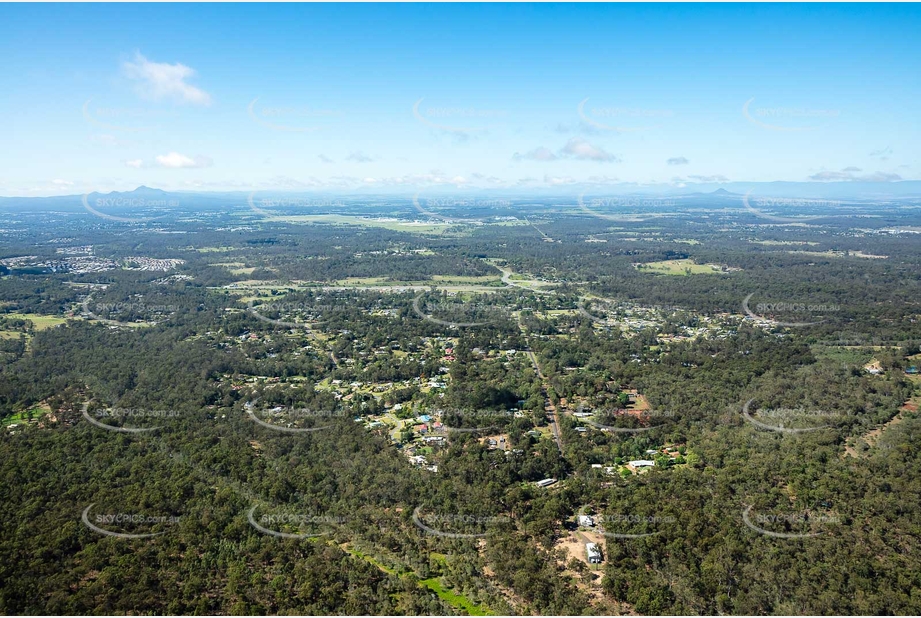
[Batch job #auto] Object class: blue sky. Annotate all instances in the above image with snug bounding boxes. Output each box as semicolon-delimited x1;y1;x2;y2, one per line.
0;3;918;196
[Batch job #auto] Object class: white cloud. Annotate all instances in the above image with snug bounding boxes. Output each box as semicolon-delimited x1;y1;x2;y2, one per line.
513;146;558;162
52;179;74;186
686;174;729;183
552;122;602;136
667;157;689;165
514;138;619;163
90;134;132;148
869;146;893;160
154;152;213;169
123;52;212;106
346;151;374;163
318;154;334;163
125;159;144;169
809;170;901;182
586;175;621;185
543;174;576;186
561;137;619;162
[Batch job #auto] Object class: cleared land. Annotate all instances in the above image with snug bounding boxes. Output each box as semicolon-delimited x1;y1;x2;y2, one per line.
634;259;728;276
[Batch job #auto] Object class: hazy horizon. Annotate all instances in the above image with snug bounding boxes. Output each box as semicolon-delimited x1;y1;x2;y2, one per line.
1;3;918;197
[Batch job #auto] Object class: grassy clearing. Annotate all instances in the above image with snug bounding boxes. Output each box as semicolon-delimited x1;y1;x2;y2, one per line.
2;411;30;426
787;250;888;259
341;543;491;615
810;346;876;365
212;262;257;275
5;313;68;330
635;259;726;276
193;246;237;253
420;577;492;616
2;403;51;426
751;240;819;246
263;214;465;235
431;275;502;284
222;280;503;294
340;544;399;575
334;277;391;285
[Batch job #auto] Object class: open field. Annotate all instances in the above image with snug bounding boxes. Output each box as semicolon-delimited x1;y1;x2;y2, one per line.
340;542;491;615
634;259;728;276
751;240;820;246
555;527;608;569
212;261;257;275
787;250;888;259
221;280;505;294
255;214;467;235
4;313;68;330
810;345;876;365
192;246;237;253
2;402;51;426
420;577;492;616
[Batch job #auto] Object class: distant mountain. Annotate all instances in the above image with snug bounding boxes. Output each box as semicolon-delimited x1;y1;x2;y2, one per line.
2;181;920;206
86;186;173;199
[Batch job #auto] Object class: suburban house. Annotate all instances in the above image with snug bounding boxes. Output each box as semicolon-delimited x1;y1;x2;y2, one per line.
586;542;603;564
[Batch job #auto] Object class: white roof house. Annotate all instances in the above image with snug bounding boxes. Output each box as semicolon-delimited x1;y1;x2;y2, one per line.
629;460;655;467
586;542;603;564
578;515;595;527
